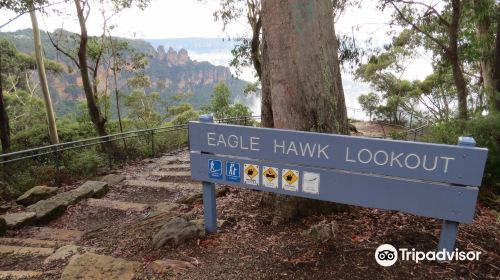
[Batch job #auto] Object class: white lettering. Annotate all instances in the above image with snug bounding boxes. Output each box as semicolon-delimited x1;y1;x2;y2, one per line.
217;134;227;147
345;147;356;162
207;133;216;146
227;135;238;148
299;142;316;158
274;139;285;154
422;155;438;171
317;144;329;159
250;137;260;151
287;141;298;156
404;154;420;169
374;151;389;166
440;156;455;173
358;149;372;164
239;135;249;150
390;152;403;168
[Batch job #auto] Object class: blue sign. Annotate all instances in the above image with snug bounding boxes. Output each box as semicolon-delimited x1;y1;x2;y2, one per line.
226;161;241;182
208;159;222;179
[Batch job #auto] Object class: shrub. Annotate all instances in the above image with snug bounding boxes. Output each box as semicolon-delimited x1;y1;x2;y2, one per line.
65;150;104;176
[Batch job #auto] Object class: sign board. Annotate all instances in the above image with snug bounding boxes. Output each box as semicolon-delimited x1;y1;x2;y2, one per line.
189;119;488;253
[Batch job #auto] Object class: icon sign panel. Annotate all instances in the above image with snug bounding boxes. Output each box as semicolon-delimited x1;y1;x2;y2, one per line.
208;159;223;179
244;164;259;185
303;172;320;194
282;169;299;191
226;161;241;182
263;166;279;189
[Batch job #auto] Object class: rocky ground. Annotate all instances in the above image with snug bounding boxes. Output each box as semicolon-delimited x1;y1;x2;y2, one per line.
0;125;498;279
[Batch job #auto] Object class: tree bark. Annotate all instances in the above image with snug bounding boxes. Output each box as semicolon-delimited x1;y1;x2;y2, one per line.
493;3;500;111
0;49;10;153
74;0;108;137
260;35;273;128
261;0;349;224
448;0;469;124
29;4;59;144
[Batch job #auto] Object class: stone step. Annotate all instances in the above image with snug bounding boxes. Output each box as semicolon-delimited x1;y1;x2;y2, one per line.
150;171;191;179
25;181;108;224
159;164;191;171
0;245;54;256
1;212;36;229
86;199;150;212
23;227;83;242
0;237;71;248
124;180;178;189
60;253;140;280
0;271;45;279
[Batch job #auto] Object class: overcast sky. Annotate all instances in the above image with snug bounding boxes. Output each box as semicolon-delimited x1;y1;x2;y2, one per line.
0;0;433;116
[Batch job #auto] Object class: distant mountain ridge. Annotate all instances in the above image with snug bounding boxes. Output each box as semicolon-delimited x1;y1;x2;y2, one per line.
0;29;250;115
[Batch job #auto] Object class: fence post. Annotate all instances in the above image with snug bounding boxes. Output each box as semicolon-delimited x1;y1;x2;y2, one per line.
437;136;476;260
199;114;217;234
151;129;155;156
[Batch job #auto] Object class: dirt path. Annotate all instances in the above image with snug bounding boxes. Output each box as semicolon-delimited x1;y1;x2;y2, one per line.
0;148;499;279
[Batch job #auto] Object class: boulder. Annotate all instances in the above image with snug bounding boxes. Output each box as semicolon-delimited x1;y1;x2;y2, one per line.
44;245;98;264
1;212;36;229
150;202;180;217
16;186;57;206
306;221;337;243
60;253;139;280
152;217;205;248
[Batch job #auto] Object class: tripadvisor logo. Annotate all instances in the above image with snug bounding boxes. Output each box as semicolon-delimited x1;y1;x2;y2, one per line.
374;244;482;266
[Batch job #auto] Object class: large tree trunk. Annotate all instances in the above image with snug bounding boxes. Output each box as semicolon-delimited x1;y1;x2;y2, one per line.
448;0;469;124
260;35;273;128
493;3;500;112
0;50;10;153
29;5;59;144
474;0;496;113
74;0;108;137
261;0;349;224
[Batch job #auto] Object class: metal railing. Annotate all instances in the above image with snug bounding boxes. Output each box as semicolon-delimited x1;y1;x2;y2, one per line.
0;115;258;187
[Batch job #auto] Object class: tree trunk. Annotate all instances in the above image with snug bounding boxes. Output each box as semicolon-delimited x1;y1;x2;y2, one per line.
448;0;469;125
74;0;108;137
261;0;349;224
260;35;273;128
0;50;10;153
474;0;496;113
493;3;500;111
29;5;59;144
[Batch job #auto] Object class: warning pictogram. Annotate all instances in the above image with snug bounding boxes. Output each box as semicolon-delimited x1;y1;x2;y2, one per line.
244;164;259;185
282;169;299;192
263;166;278;189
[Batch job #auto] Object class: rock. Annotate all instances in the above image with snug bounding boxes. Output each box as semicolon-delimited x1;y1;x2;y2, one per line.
44;245;97;264
0;245;54;256
149;259;194;274
16;186;57;206
26;181;108;223
150;202;180;216
176;186;229;204
26;227;83;242
306;221;337;243
1;212;36;229
0;271;45;279
60;253;139;280
0;237;71;248
0;217;5;236
152;217;205;248
86;199;149;212
101;174;126;187
0;204;11;213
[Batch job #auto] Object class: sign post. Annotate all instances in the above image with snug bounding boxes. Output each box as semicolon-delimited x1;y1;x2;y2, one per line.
199;115;217;234
189;121;488;251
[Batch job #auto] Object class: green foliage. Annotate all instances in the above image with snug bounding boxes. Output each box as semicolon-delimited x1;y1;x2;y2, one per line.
209;82;232;119
388;129;407;140
66;149;104;176
172;109;199;125
167;103;193;117
123;90;164;128
357;92;380;120
423;114;500;189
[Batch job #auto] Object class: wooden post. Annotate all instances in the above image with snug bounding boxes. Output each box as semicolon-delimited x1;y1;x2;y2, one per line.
437;136;477;260
199;115;217;234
